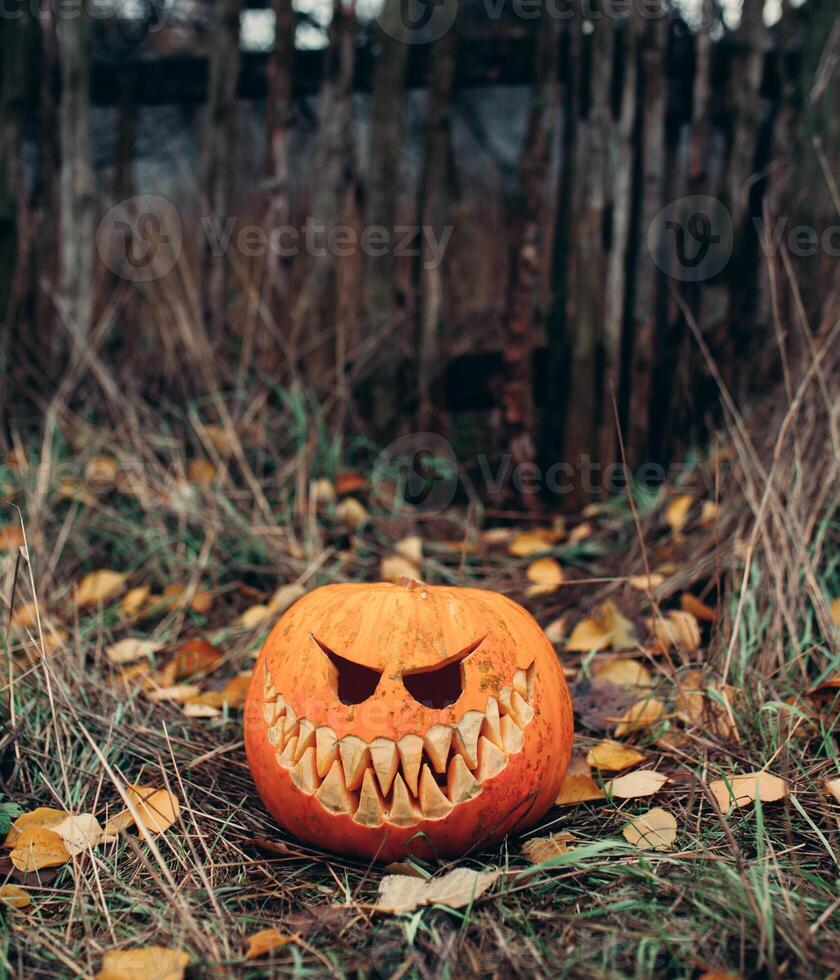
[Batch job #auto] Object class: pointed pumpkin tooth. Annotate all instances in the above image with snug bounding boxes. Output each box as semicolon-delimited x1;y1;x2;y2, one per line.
419;765;453;819
389;773;421;828
498;685;513;715
397;734;423;796
423;725;453;773
500;715;525;755
354;769;386;827
294;719;316;763
526;661;537;700
263;673;276;699
316;759;354;814
339;735;370;791
369;738;399;796
267;719;283;746
291;746;318;794
510;690;534;728
277;734;298;767
283;704;299;741
264;693;285;725
513;668;529;700
482;697;503;749
453;711;483;769
477;735;506;782
447;754;481;804
315;727;338;778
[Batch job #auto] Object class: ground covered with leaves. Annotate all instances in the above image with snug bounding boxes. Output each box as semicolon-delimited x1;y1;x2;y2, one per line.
0;385;838;978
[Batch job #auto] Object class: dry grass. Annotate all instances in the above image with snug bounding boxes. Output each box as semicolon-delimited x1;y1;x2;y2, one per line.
0;298;838;978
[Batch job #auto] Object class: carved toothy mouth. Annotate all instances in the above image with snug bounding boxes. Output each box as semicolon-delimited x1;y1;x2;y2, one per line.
261;664;536;828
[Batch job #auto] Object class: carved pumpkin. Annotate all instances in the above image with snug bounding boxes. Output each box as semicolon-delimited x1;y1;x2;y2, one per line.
244;578;573;861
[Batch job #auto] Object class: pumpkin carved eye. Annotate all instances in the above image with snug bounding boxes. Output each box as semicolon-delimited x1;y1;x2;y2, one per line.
312;637;382;705
402;638;484;710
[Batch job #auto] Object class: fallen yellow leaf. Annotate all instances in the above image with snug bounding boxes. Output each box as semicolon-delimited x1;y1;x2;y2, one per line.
508;528;561;557
543;616;566;644
613;697;664;737
74;570;129;610
665;494;693;533
709;772;788;812
522;832;576;863
187;458;216;486
122;585;152;617
395;535;423;564
245;928;295;959
555;753;605;805
0;524;24;550
627;573;665;591
148;684;202;703
10;602;38;629
526;557;565;596
52;813;106;856
831;597;840;628
623;807;677;851
106;638;164;665
335;497;369;528
111;785;181;835
376;867;499;914
5;806;69;847
381;554;421;583
268;583;305;615
568;522;593;545
0;884;32;909
190;590;214;615
58;477;98;507
238;604;273;629
593;658;652;689
823;778;840;803
680;592;716;623
84;455;119;492
607;769;668;800
10;826;70;872
566;601;637;653
96;946;189;980
652;610;701;652
586;740;647;771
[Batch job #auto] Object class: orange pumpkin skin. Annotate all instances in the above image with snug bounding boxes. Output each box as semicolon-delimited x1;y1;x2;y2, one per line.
244;580;573;862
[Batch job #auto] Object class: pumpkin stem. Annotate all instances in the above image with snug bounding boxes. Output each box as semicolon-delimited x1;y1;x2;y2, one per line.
395;576;426;590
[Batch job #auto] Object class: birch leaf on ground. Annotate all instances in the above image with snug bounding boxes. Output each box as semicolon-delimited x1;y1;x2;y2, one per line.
628;573;665;591
607;770;668;799
107;785;180;836
0;884;32;909
555;753;605;805
5;807;69;846
613;697;664;736
380;554;421;583
526;557;565;595
709;772;788;812
74;570;129;610
652;611;701;652
122;585;151;617
376;867;499;914
245;928;295;959
95;946;189;980
508;529;560;557
52;813;106;856
824;778;840;803
680;592;716;623
665;494;693;532
10;602;37;629
394;535;423;564
335;497;368;528
268;583;305;615
586;740;647;771
10;826;71;872
237;604;272;629
106;638;164;665
623;807;677;851
566;601;637;652
593;658;652;689
522;833;576;864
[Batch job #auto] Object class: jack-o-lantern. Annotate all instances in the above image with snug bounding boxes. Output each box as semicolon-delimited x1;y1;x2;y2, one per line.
244;578;573;861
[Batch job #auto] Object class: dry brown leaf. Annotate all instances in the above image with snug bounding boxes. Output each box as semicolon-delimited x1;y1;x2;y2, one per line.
555;753;605;805
807;672;840;704
699;501;721;527
566;601;637;653
10;826;71;871
376;867;499;914
823;778;840;803
395;535;423;563
665;494;693;533
84;455;119;492
183;702;222;718
652;610;701;652
173;639;223;678
628;573;665;591
522;832;576;864
0;884;32;909
122;585;151;617
5;806;69;846
188;673;251;710
335;471;366;496
607;769;668;800
543;616;566;644
335;496;369;528
613;698;664;737
190;590;214;615
623;807;677;851
96;946;189;980
593;658;652;689
105;638;163;665
74;570;129;610
125;785;180;834
709;772;788;812
481;527;514;546
10;602;37;629
238;604;272;629
187;458;217;486
0;524;24;550
244;928;295;959
381;554;421;583
148;684;202;703
586;740;647;771
680;592;716;623
525;557;564;596
52;813;106;856
268;583;305;615
310;478;336;506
